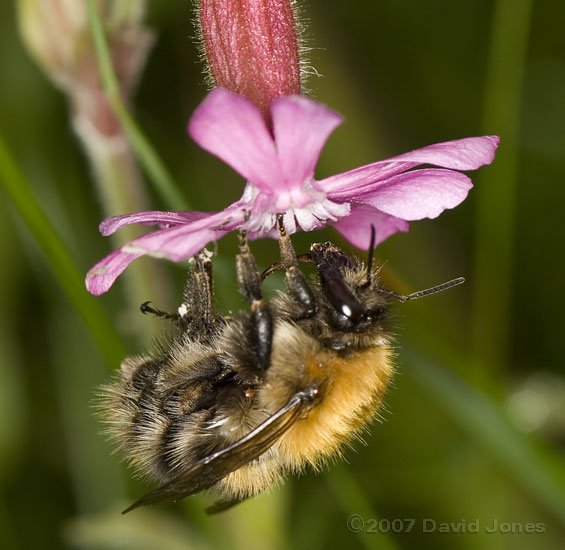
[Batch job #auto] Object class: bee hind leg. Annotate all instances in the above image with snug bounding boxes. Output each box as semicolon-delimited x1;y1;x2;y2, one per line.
205;495;250;515
236;229;273;371
139;248;217;332
139;301;180;321
180;248;217;333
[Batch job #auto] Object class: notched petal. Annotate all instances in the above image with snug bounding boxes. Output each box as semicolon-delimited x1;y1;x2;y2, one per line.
188;88;283;192
271;95;343;186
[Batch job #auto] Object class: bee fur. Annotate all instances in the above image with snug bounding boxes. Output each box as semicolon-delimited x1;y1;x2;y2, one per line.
100;219;397;513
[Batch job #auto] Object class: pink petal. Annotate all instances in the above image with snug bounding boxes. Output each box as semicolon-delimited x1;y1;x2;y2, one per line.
271;95;343;187
86;226;229;295
359;169;472;220
86;248;145;296
122;224;228;262
100;211;212;236
87;209;242;295
119;206;244;260
188;88;284;192
323;135;499;196
332;205;409;249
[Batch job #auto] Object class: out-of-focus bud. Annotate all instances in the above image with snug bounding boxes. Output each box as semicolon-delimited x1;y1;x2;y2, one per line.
18;0;85;84
19;0;170;325
17;0;153;137
199;0;301;121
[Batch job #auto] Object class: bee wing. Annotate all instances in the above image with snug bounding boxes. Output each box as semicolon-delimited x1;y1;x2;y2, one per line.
122;390;312;514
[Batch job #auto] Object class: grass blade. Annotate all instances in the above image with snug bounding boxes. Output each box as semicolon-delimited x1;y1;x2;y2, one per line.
403;346;565;525
327;464;398;550
471;0;534;374
0;131;126;366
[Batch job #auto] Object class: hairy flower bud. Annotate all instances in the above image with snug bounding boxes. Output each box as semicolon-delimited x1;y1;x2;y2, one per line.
199;0;301;120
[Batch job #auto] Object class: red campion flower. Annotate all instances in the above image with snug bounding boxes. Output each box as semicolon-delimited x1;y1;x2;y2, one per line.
86;88;499;295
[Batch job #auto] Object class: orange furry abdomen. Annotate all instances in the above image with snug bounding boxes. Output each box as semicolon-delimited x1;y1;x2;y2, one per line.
263;323;394;472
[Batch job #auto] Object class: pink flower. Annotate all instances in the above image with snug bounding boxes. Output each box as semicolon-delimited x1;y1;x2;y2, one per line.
86;88;499;295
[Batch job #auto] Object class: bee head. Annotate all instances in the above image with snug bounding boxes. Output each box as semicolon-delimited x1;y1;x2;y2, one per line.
310;242;386;333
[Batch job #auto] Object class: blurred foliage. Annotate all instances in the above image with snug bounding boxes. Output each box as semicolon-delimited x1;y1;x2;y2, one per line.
1;0;564;549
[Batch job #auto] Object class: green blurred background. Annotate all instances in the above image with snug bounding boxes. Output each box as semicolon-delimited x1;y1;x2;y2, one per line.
1;0;564;549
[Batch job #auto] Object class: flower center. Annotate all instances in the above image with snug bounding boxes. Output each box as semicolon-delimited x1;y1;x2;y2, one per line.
239;181;350;237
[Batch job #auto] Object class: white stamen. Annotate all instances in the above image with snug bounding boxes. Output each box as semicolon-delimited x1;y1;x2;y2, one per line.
240;183;350;238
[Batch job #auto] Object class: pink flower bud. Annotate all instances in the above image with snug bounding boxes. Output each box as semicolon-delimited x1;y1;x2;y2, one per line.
199;0;301;120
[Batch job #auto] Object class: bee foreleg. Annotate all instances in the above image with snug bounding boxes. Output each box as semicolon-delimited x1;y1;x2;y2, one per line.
236;230;273;371
276;214;316;319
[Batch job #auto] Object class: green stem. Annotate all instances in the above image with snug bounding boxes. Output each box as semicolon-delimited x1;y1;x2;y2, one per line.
79;127;172;341
0;131;126;367
84;0;189;211
471;0;533;377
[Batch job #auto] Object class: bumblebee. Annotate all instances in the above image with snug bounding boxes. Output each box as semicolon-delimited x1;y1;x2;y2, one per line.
100;215;462;514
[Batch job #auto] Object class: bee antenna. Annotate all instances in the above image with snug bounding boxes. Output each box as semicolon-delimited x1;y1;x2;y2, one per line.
377;277;465;302
362;225;377;289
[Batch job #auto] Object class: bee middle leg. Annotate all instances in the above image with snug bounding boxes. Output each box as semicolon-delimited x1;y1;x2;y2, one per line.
276;214;316;319
236;229;273;372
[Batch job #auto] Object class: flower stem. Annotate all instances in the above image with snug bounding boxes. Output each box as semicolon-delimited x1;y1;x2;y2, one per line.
77;123;172;340
85;0;189;211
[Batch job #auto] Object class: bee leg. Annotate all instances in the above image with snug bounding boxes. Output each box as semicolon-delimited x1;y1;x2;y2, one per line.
180;248;216;333
205;495;249;515
140;301;180;322
236;229;273;371
276;214;317;319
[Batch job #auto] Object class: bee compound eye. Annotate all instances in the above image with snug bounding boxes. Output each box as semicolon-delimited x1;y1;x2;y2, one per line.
323;278;364;324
